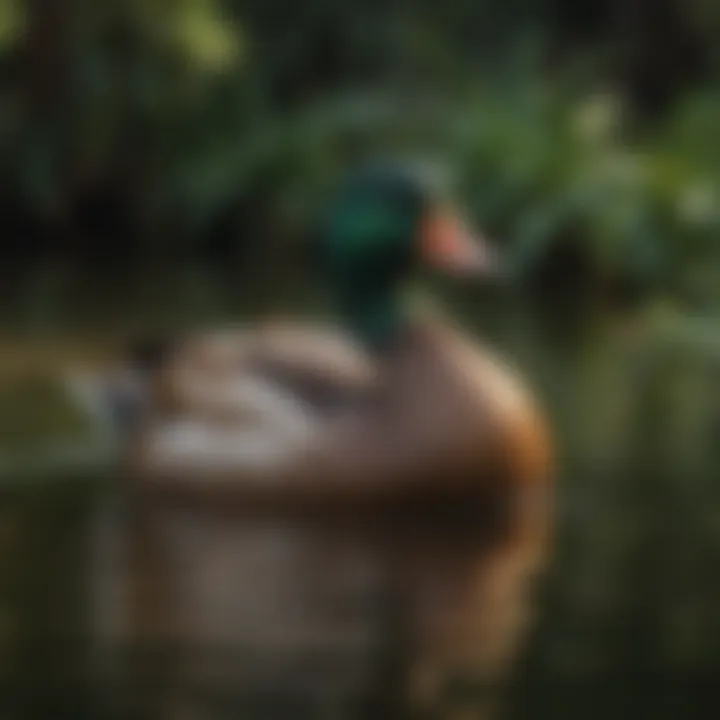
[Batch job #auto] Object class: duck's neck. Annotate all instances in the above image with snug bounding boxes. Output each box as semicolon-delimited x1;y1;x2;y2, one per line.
341;286;410;356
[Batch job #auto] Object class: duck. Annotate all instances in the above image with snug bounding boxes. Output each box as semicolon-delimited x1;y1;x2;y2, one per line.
106;162;555;719
126;161;553;520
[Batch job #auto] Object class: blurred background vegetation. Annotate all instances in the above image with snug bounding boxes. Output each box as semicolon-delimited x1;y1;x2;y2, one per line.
0;0;719;718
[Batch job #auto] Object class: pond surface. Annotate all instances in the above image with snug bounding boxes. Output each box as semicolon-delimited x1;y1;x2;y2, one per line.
1;303;719;719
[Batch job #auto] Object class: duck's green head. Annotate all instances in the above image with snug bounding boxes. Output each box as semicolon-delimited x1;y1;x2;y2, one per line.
317;162;498;352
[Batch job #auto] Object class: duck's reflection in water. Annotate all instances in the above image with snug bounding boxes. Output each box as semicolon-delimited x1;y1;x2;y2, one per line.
88;484;549;720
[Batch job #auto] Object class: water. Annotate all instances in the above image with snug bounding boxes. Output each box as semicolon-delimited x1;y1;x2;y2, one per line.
1;302;719;719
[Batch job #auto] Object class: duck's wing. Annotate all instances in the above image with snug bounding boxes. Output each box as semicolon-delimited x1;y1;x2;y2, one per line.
131;345;447;508
164;324;376;419
244;324;376;412
128;324;377;476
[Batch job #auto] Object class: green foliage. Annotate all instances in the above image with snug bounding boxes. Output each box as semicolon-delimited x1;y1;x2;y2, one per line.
0;0;24;49
0;376;91;454
0;0;718;308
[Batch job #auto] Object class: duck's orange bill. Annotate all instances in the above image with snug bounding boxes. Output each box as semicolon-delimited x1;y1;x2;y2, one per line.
420;205;500;276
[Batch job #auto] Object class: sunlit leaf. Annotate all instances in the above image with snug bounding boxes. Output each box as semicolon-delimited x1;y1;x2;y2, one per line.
0;0;24;50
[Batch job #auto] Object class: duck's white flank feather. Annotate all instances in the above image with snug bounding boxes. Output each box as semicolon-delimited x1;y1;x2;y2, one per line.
148;375;320;473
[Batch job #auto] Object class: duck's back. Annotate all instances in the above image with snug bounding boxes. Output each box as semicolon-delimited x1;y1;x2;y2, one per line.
245;323;377;412
156;323;376;419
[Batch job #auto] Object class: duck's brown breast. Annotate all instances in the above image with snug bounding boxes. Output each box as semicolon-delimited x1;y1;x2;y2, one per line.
385;320;553;522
